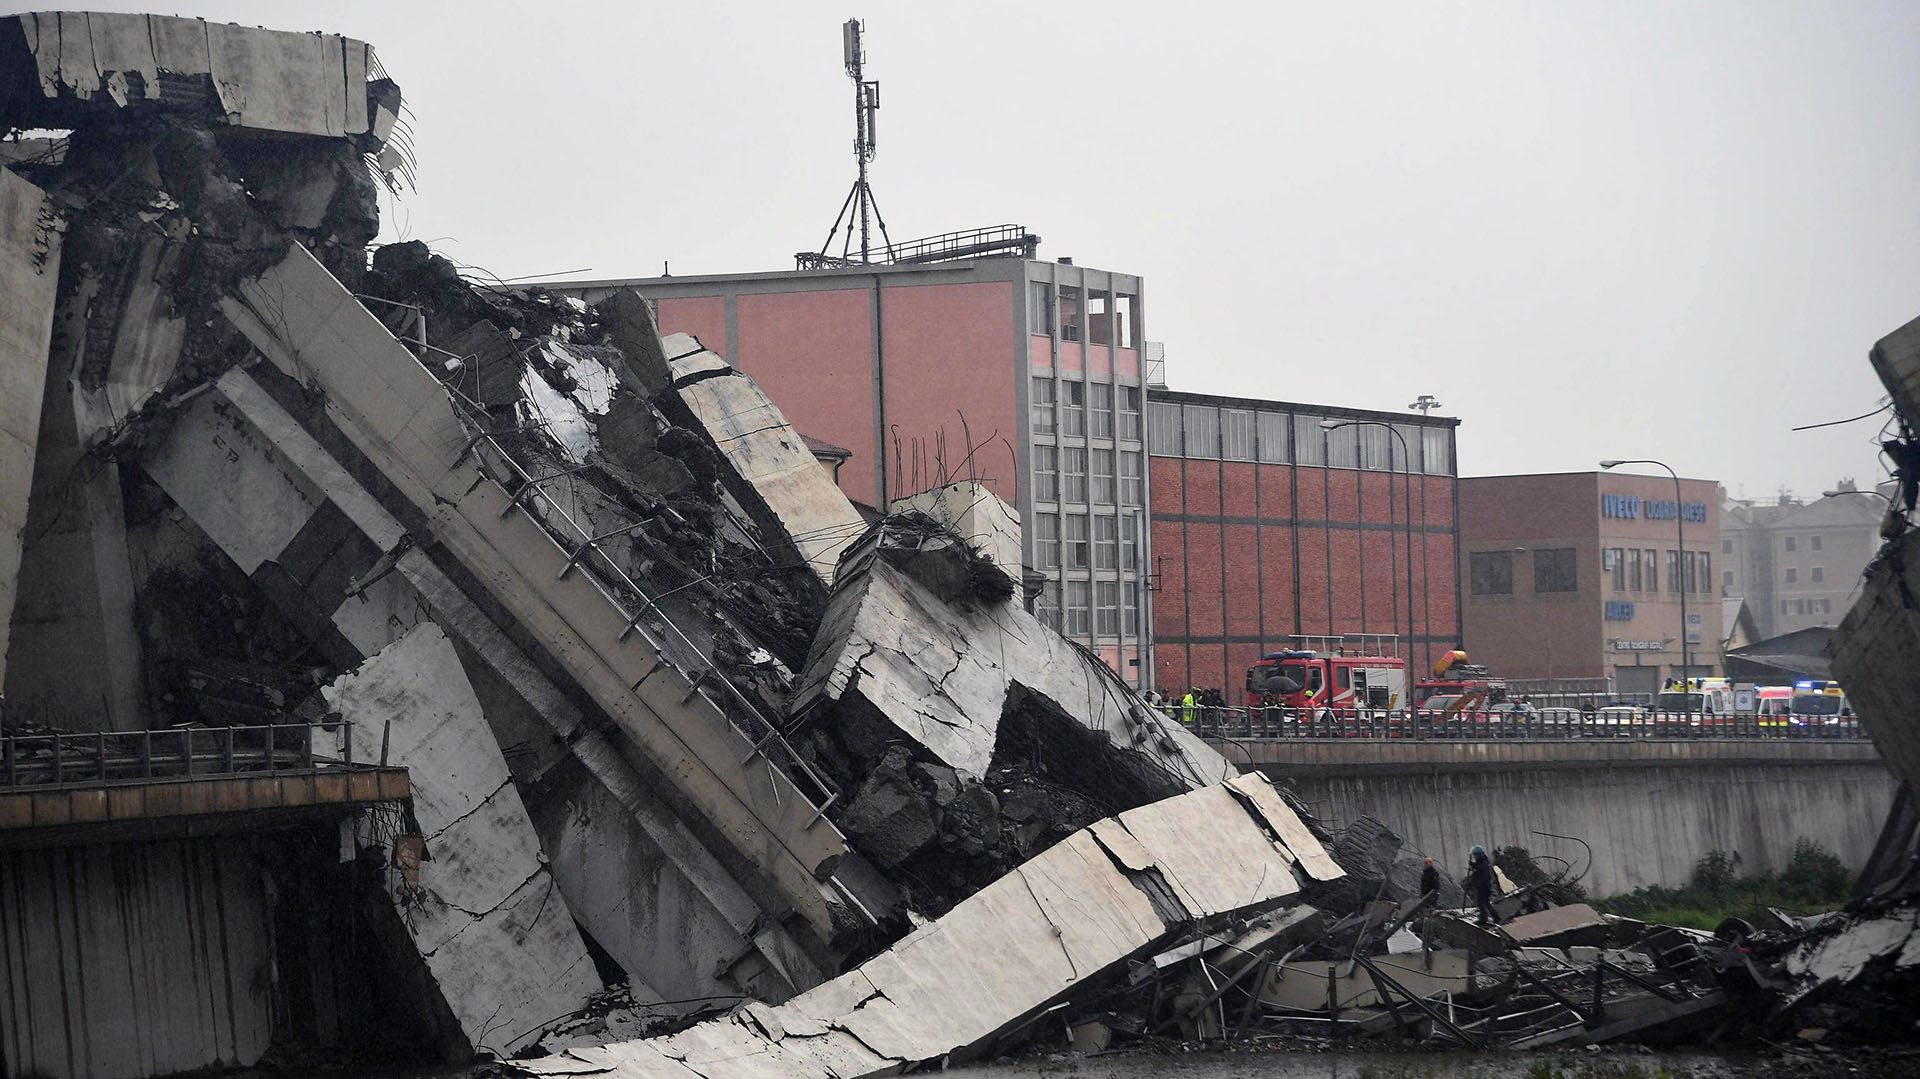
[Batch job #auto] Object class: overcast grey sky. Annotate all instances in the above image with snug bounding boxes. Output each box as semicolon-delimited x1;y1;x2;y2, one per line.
38;1;1920;499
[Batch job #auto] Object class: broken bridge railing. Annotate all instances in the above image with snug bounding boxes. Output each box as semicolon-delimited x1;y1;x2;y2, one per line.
0;721;376;789
396;333;841;825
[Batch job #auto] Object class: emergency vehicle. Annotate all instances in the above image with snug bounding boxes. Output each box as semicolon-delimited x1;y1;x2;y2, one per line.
1755;686;1795;732
1244;638;1408;713
1415;649;1509;710
1655;676;1738;727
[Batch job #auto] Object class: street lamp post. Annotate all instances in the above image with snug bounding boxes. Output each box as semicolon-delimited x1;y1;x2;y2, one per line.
1600;458;1691;726
1325;420;1418;675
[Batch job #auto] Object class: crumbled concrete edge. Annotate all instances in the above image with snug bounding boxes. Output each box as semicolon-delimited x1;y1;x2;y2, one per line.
511;773;1336;1077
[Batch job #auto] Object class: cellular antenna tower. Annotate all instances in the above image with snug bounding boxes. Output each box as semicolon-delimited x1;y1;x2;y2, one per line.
805;18;895;267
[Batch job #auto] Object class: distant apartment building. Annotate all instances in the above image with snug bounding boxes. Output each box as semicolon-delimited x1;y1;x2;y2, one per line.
1722;487;1884;638
1458;471;1723;696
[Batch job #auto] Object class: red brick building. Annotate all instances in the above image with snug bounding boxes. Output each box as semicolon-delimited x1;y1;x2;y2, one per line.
1458;471;1723;696
1146;390;1462;697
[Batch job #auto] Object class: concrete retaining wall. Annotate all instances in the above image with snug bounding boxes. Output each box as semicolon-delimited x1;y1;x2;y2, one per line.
1233;740;1898;896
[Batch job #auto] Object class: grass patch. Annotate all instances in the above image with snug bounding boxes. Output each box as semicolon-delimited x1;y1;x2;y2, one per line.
1590;839;1852;929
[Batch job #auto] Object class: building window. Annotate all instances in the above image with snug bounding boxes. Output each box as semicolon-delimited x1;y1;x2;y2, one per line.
1091;448;1115;503
1784;567;1797;584
1058;285;1083;342
1721;539;1733;554
1257;411;1289;463
1123;585;1139;634
1394;424;1421;471
1119;385;1142;441
1294;414;1325;465
1784;536;1797;552
1095;580;1120;635
1534;548;1577;593
1086;289;1112;346
1032;444;1059;502
1035;581;1060;631
1811;535;1823;551
1115;293;1137;349
1065;579;1091;636
1120;451;1143;506
1469;551;1513;595
1029;282;1052;335
1326;425;1359;469
1031;377;1055;434
1359;425;1392;471
1627;548;1643;591
1062;447;1088;502
1644;549;1658;593
1034;512;1060;569
1811;566;1824;583
1698;552;1711;593
1182;404;1220;458
1420;426;1452;475
1094;516;1118;568
1064;513;1089;569
1605;548;1625;591
1221;409;1256;461
1781;599;1790;614
1061;380;1086;436
1090;383;1114;438
1121;515;1139;569
1148;401;1181;456
1724;568;1734;587
1667;550;1681;593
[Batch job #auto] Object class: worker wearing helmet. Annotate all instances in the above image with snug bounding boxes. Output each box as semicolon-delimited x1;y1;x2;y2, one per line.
1180;688;1198;726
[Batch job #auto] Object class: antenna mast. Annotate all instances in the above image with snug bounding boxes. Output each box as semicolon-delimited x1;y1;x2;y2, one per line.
809;18;895;266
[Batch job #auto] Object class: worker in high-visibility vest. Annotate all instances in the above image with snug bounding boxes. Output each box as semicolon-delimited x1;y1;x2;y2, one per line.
1180;689;1198;726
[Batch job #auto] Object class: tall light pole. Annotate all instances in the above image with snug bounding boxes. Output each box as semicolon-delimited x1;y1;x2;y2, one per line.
1325;420;1417;677
1601;458;1690;725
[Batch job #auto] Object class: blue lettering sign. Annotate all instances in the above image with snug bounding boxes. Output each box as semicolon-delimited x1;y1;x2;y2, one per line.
1605;601;1636;621
1601;494;1641;519
1604;494;1705;522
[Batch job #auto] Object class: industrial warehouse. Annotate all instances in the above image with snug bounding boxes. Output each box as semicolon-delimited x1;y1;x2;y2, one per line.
1;10;1919;1079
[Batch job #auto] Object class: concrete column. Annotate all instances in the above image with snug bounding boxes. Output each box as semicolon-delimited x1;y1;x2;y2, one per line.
0;169;62;695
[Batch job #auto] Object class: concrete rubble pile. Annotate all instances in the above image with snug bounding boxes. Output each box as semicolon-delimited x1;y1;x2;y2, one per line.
0;12;1264;1076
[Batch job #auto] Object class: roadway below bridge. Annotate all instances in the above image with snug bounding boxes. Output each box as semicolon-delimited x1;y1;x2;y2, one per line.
1207;735;1897;897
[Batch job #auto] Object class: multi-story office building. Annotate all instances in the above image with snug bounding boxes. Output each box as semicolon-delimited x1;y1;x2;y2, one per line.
1458;471;1723;696
1145;391;1461;696
1722;487;1885;638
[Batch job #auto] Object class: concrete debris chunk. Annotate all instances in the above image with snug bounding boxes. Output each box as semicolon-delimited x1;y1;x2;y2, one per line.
327;624;601;1058
514;773;1336;1077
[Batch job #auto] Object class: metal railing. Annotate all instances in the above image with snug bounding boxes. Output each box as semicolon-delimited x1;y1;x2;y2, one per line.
1178;707;1869;742
794;224;1039;270
1;721;371;790
413;345;841;825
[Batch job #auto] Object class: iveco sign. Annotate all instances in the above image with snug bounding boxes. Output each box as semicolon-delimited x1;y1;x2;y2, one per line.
1601;494;1707;522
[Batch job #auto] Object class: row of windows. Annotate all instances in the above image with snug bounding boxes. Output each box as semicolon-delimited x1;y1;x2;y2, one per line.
1033;578;1141;637
1724;535;1828;554
1029;283;1139;349
1601;548;1713;595
1031;446;1144;506
1031;379;1145;441
1147;401;1455;475
1783;597;1833;616
1470;548;1579;594
1782;566;1826;584
1032;511;1141;571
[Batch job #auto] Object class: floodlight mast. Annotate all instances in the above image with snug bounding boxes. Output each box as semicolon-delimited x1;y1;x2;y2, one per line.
812;19;894;266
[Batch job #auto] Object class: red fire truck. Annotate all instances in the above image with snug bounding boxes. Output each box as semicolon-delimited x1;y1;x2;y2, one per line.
1245;641;1409;712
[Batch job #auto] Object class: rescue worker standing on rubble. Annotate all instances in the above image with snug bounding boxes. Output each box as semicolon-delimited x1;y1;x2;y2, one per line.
1465;845;1499;925
1419;856;1441;903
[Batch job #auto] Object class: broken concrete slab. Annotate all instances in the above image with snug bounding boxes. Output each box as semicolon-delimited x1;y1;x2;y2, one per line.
795;519;1232;787
1502;902;1611;949
0;167;61;694
656;333;867;589
327;624;601;1058
220;243;855;952
2;13;386;142
515;773;1337;1077
888;481;1022;586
